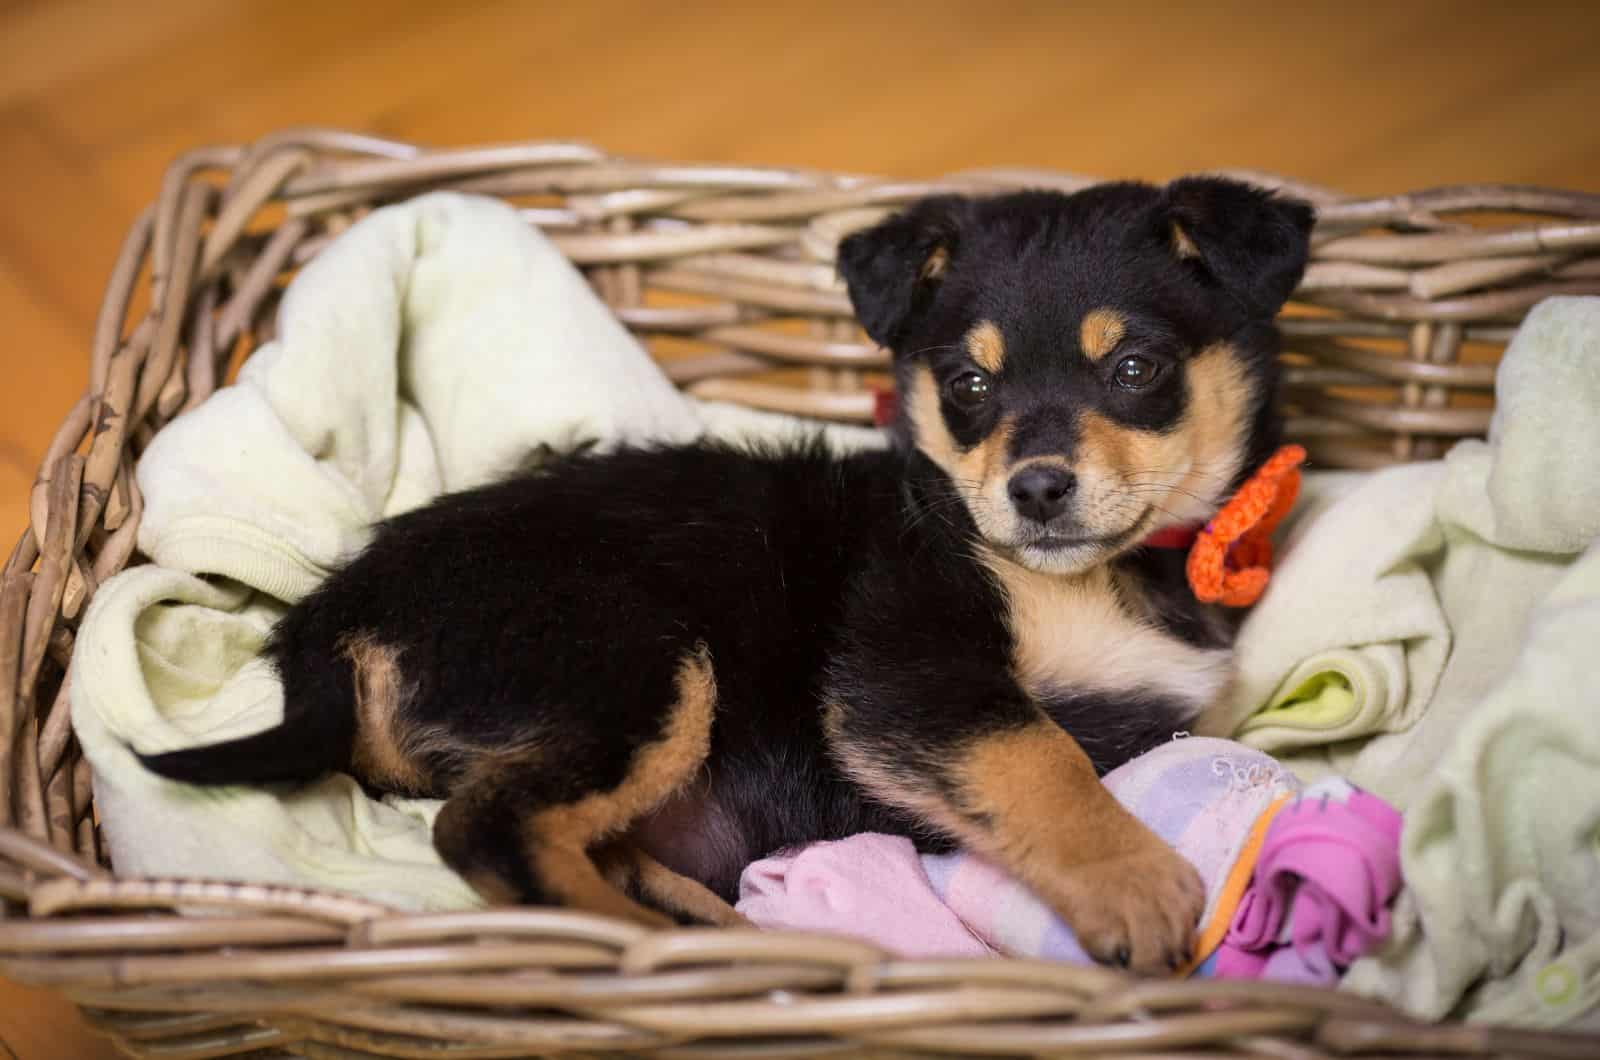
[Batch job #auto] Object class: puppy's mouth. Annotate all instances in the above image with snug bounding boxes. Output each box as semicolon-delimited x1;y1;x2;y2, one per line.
1027;530;1126;551
1002;507;1153;567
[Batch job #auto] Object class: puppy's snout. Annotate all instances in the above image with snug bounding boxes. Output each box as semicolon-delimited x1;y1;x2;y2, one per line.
1008;466;1077;524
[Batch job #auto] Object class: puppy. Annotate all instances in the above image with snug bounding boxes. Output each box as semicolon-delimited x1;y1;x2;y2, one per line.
139;177;1313;973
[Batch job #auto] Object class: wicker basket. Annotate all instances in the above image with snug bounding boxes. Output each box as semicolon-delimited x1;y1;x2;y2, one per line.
3;129;1600;1059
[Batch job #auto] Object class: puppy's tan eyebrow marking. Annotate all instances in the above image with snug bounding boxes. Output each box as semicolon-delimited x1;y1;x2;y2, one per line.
965;320;1006;373
1079;308;1127;363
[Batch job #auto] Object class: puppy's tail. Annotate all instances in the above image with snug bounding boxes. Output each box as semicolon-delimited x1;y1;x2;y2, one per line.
134;629;356;787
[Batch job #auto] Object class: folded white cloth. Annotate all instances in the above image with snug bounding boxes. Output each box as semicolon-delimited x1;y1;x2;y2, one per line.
1216;296;1600;1025
72;191;880;910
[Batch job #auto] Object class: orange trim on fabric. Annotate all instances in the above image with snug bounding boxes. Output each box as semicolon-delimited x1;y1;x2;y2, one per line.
1172;791;1293;978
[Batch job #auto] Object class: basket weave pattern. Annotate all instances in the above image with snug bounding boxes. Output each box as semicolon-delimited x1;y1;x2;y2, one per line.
3;129;1600;1057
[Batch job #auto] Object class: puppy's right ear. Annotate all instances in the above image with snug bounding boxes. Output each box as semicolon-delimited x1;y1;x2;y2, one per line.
836;196;969;350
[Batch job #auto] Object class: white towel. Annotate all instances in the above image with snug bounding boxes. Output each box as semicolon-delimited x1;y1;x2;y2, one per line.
1216;296;1600;1024
72;191;881;911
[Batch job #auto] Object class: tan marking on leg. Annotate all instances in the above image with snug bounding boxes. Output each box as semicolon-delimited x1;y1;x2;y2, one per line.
527;835;671;926
956;722;1132;858
521;648;718;927
954;721;1204;972
340;634;431;793
964;319;1007;374
821;700;975;841
1078;308;1126;363
600;844;747;926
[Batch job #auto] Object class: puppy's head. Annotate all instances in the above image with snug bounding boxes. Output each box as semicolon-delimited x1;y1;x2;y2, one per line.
838;178;1313;574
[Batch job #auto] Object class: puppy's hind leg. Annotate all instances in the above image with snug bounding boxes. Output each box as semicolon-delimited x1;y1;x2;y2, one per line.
432;648;718;929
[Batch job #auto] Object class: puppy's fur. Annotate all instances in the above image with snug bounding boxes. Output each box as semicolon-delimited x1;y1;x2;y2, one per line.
138;178;1313;973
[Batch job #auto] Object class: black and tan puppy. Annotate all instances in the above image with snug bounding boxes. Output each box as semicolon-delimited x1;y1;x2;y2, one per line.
138;177;1313;973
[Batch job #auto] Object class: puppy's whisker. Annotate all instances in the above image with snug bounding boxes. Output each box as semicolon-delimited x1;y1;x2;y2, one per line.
901;343;963;360
1120;484;1214;505
901;489;975;537
1122;466;1233;481
1120;478;1183;490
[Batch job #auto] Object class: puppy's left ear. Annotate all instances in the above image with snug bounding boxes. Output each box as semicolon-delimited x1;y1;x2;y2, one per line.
836;195;970;350
1164;177;1316;318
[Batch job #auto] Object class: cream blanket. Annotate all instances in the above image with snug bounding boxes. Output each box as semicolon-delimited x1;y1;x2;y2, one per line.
72;191;880;912
1210;297;1600;1026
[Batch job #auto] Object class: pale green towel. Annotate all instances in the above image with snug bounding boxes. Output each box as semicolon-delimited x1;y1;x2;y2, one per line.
1226;466;1447;757
72;191;881;911
1213;296;1600;1024
1373;537;1600;1026
73;569;482;909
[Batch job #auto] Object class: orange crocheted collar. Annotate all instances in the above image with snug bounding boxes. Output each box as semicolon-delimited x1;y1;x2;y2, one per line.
1139;444;1306;608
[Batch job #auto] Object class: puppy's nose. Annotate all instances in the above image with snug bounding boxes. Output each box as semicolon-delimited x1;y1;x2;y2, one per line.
1008;465;1077;524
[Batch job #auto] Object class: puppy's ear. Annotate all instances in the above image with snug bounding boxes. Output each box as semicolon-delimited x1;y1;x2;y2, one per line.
836;195;970;350
1163;177;1315;318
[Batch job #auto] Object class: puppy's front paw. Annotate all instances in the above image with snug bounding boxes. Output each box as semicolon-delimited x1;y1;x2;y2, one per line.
1050;841;1204;975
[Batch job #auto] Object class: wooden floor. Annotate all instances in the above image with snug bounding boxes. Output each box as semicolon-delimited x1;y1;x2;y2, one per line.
3;1;1600;1055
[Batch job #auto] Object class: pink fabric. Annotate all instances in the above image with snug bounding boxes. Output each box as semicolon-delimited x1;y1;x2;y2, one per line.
736;833;991;958
921;737;1297;966
736;737;1300;966
734;761;1404;982
1215;778;1404;983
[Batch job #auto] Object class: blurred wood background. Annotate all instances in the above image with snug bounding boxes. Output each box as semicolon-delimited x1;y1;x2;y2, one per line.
3;1;1600;1055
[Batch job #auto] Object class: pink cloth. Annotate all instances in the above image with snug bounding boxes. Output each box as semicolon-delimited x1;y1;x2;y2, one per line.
737;833;991;957
1214;777;1404;983
735;758;1403;982
736;736;1300;967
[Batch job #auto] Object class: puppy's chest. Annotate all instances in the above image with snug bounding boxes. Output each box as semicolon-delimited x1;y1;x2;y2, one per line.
989;560;1233;713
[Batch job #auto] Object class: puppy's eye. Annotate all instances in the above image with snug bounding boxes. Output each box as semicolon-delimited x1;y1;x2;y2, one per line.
1113;355;1160;390
947;371;992;409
